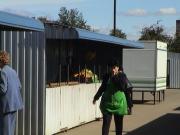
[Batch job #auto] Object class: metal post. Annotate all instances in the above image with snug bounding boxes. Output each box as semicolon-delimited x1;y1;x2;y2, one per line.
163;90;165;101
85;64;87;83
59;64;61;86
67;64;69;85
154;91;156;105
114;0;116;36
98;65;101;83
94;65;96;83
78;64;81;83
142;91;144;103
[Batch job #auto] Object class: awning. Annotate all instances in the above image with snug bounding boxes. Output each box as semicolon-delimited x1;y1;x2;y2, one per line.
0;11;44;31
45;24;144;49
76;28;144;48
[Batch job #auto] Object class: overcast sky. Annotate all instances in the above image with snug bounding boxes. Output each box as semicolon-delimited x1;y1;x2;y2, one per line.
0;0;180;40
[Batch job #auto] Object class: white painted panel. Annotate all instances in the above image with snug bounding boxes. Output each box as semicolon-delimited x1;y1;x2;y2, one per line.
157;49;167;78
46;83;103;135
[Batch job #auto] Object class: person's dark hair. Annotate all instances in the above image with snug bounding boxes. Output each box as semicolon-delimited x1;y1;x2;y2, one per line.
108;58;119;67
108;58;124;72
119;65;124;72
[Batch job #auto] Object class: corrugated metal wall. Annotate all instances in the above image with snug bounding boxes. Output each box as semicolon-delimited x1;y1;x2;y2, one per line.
45;25;78;39
46;83;102;135
0;31;46;135
168;52;180;88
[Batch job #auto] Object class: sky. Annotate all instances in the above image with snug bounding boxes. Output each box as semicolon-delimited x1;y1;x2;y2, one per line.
0;0;180;40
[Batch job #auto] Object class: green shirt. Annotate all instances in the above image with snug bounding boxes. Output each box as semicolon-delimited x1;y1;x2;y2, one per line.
100;79;128;115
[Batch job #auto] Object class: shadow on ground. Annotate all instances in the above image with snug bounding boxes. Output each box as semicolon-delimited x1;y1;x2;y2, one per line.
124;113;180;135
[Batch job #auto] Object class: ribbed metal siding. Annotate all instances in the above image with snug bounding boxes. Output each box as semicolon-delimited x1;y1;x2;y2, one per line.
0;31;46;135
46;84;102;135
45;26;77;39
168;52;180;88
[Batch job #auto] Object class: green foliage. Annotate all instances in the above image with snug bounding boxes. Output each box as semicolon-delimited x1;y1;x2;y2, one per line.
139;24;169;41
138;24;179;52
58;7;91;30
110;29;127;39
168;34;180;53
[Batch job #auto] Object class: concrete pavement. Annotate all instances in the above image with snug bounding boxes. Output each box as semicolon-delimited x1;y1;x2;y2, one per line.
57;89;180;135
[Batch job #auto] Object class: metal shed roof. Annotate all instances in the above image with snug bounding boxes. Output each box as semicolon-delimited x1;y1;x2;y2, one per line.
0;11;44;31
75;28;144;48
45;23;144;48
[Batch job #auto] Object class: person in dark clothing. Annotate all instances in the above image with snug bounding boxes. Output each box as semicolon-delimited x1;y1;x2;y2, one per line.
93;59;133;135
115;66;133;114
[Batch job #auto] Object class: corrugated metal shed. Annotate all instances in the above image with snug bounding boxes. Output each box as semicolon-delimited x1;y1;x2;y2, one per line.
45;25;144;48
0;11;45;135
0;11;44;31
168;52;180;88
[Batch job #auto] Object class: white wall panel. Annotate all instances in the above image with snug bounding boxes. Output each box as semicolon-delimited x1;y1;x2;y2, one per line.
46;83;102;135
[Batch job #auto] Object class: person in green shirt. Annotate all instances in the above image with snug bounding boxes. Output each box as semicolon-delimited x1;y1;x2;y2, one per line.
93;59;132;135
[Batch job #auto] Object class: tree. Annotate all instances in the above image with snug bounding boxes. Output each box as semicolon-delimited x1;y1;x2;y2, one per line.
139;24;174;51
109;29;127;39
58;7;91;30
169;34;180;52
139;24;169;41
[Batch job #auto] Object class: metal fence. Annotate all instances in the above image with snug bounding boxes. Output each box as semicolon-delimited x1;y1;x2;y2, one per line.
0;30;46;135
46;63;112;87
168;52;180;88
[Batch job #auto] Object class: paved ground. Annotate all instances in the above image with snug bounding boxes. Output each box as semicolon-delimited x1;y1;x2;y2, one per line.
57;89;180;135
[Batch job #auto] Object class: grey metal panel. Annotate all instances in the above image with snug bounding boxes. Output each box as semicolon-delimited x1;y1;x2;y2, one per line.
0;30;46;135
168;52;180;88
19;31;26;135
1;31;6;50
32;32;39;135
45;26;63;39
24;32;32;135
38;32;46;135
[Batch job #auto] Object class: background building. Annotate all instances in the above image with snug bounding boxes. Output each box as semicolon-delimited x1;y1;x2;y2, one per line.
176;20;180;37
